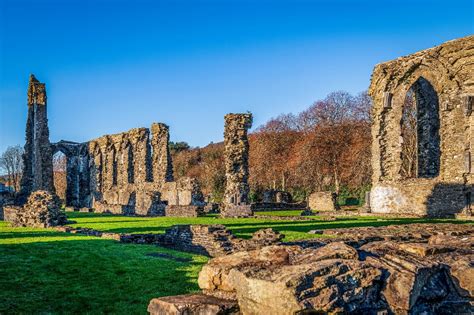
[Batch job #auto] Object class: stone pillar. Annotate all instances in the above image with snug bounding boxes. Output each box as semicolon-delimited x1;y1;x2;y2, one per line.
130;128;150;184
221;113;253;217
151;123;174;186
19;74;55;202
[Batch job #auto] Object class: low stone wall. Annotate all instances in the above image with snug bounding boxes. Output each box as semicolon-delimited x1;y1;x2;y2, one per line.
220;204;252;218
53;224;283;257
164;205;203;217
252;202;307;211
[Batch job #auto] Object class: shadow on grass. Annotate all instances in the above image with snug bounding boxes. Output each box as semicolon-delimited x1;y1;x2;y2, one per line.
0;230;82;240
225;218;471;237
0;236;206;314
90;217;472;240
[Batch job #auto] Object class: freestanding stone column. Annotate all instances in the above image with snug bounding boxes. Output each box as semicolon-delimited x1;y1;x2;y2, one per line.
19;74;55;202
151;123;173;186
221;113;253;217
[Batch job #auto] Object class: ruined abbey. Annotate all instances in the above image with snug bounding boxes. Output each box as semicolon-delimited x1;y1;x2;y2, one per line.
18;75;210;216
368;35;473;216
12;35;474;219
15;74;258;217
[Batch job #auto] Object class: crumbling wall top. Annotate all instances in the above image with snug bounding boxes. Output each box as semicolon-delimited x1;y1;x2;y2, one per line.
27;74;47;106
369;35;474;98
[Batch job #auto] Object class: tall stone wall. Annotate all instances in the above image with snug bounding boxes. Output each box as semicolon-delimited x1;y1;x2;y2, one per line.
85;124;203;216
19;75;55;203
221;113;253;217
368;35;474;216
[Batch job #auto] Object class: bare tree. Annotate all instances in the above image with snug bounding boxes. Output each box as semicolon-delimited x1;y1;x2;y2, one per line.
0;145;24;192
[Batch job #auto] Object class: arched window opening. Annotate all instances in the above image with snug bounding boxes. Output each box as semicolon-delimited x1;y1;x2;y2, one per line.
400;77;440;179
53;151;67;204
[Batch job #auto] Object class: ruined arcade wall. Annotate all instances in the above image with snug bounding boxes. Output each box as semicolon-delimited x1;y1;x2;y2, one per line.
88;123;174;215
369;36;474;216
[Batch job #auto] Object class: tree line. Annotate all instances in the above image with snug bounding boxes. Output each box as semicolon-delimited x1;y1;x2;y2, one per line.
172;90;373;204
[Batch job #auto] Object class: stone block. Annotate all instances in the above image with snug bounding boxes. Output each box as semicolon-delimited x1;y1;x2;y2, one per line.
220;204;253;218
308;191;338;211
147;294;239;315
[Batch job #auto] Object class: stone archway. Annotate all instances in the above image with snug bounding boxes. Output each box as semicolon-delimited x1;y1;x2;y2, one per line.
51;141;90;208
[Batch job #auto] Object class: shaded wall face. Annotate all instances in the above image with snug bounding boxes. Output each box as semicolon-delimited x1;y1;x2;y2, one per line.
414;78;440;178
368;36;474;216
19;76;55;202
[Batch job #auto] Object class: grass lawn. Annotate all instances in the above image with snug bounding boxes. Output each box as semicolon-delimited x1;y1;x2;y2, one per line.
0;221;207;314
1;211;472;314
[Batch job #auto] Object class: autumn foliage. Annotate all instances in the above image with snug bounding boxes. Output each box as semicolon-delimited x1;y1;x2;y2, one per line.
172;90;372;203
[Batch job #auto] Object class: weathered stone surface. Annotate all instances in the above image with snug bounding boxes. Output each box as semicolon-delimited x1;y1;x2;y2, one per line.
158;225;283;257
147;294;239;315
16;75;203;217
228;259;384;314
369;35;474;217
189;224;474;314
7;190;67;228
308;191;339;211
18;75;55;202
221;113;253;218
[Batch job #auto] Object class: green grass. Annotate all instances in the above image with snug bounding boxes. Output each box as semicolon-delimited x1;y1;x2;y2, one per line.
0;221;207;314
1;212;472;314
67;212;472;242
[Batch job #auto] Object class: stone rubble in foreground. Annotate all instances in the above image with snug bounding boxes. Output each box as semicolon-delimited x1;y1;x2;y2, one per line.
148;223;474;315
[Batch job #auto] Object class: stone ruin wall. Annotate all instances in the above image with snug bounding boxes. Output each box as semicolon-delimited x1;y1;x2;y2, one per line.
87;123;204;215
19;75;55;202
368;35;474;216
221;113;253;217
17;75;203;216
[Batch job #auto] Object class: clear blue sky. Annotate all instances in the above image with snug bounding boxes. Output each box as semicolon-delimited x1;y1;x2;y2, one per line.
0;0;472;153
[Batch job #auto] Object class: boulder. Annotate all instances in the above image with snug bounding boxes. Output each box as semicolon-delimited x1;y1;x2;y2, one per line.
227;259;384;314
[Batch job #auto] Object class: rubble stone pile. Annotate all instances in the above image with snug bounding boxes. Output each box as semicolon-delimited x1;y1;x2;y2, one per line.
8;190;67;228
149;223;474;314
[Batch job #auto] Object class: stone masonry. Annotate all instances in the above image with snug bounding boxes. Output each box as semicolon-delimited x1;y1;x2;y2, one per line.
369;35;474;217
221;113;253;217
17;75;203;216
18;75;55;203
308;191;339;211
87;124;202;215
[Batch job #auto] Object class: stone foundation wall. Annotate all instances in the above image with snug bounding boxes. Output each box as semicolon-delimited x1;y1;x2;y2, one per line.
164;205;203;217
158;224;283;257
252;202;307;211
370;180;467;217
